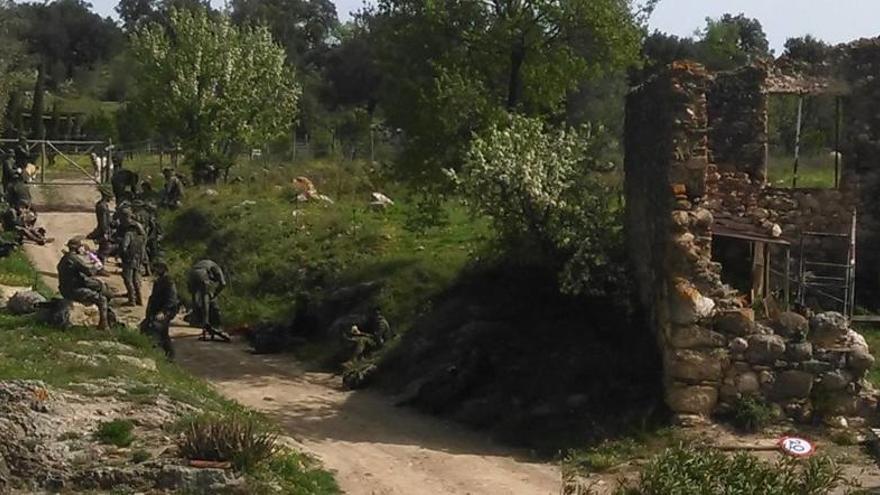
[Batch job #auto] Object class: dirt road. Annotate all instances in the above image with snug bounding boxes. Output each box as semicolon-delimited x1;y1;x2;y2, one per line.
24;183;562;495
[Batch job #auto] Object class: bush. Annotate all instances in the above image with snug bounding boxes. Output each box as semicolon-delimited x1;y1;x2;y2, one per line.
131;449;151;463
731;395;775;433
94;419;135;447
177;411;279;471
619;445;854;495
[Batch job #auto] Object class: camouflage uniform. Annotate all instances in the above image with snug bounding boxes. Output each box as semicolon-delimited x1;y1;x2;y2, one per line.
57;238;114;329
119;214;146;306
87;190;114;260
160;170;184;209
144;264;179;359
111;166;139;204
187;259;227;339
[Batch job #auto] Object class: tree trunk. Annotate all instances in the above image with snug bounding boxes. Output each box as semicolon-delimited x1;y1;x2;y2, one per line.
31;63;45;139
507;44;526;110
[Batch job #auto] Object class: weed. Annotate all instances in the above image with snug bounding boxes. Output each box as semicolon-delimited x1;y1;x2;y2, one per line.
830;429;861;446
177;411;279;471
57;431;81;441
730;395;775;433
131;449;151;463
246;449;341;495
94;419;135;447
618;444;856;495
563;438;640;474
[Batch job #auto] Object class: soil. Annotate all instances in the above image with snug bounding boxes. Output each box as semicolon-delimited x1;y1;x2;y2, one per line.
23;182;562;495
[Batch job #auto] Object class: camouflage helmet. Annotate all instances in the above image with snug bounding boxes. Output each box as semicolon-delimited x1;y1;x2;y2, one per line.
66;236;85;249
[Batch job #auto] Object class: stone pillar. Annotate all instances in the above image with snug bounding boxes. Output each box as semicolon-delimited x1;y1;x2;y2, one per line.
625;62;729;417
707;66;769;184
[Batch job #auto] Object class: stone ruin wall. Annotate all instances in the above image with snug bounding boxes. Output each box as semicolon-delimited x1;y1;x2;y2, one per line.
625;61;878;422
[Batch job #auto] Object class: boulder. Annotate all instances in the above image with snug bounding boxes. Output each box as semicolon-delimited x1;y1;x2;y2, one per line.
730;337;748;353
785;342;813;362
745;334;786;365
666;350;724;383
772;370;814;400
7;291;46;315
848;348;875;375
666;384;718;415
773;312;809;340
735;372;760;394
810;312;849;348
669;279;715;325
714;309;755;336
817;370;852;392
668;325;726;349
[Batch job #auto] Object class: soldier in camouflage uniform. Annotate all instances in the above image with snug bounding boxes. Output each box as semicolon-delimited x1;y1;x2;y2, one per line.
143;261;179;359
160;167;184;209
87;187;114;261
186;259;230;341
57;237;115;330
118;209;146;306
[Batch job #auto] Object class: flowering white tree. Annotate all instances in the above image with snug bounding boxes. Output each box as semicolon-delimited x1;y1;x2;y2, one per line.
452;115;622;294
131;8;300;165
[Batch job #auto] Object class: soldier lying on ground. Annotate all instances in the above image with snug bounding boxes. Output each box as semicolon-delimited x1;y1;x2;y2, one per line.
185;259;230;342
2;202;51;245
141;261;179;359
57;236;117;330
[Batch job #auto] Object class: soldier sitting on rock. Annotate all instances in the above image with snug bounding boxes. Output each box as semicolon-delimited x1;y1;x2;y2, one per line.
57;237;116;330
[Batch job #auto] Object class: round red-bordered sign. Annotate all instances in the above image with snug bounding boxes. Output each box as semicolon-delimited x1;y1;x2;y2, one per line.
778;437;815;458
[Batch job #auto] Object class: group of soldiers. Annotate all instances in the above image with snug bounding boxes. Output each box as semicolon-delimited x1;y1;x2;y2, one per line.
55;157;228;359
1;137;50;246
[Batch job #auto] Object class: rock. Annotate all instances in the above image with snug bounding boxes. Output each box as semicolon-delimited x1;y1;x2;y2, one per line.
668;325;726;349
774;312;809;339
801;359;833;374
758;370;775;386
714;309;755;336
38;299;100;328
78;341;136;354
848;348;875;375
114;355;157;372
730;337;748;353
666;350;724;383
817;370;852;392
204;189;219;196
59;351;109;367
785;342;813;362
0;285;32;310
666;384;718;415
816;392;858;416
155;464;240;491
669;278;715;324
772;370;814;400
745;334;786;365
736;372;760;394
7;291;47;315
846;329;870;351
810;312;849;348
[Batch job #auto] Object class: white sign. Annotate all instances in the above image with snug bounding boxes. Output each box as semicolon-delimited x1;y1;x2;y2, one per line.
778;437;815;458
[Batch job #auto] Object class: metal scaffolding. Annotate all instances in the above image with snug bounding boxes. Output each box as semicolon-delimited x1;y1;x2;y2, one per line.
796;210;857;318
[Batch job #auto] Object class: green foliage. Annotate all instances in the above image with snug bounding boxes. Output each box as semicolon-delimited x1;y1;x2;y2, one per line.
697;14;770;71
94;419;135;447
370;0;642;179
131;449;152;463
246;449;340;494
453;115;622;295
730;395;775;433
130;8;300;162
619;445;854;495
563;438;640;473
177;411;279;471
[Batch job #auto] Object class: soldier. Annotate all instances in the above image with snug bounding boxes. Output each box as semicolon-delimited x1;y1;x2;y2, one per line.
110;158;139;203
119;209;146;306
5;168;30;209
13;136;30;169
186;259;230;341
143;261;179;359
3;202;50;245
57;236;116;330
87;187;114;260
362;306;395;345
160;167;184;209
2;152;17;196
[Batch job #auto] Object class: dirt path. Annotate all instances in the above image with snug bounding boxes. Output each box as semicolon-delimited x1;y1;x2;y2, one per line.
23;183;562;495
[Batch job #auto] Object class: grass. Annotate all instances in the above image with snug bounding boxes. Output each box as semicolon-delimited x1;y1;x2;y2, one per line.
767;153;838;189
94;419;135;447
618;445;855;495
0;250;49;293
855;324;880;388
563;438;641;473
176;410;279;471
156;158;491;331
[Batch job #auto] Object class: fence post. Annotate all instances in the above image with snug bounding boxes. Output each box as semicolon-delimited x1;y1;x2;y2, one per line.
40;139;46;183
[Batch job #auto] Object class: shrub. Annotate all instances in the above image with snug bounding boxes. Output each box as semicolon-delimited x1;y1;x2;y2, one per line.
177;411;279;471
563;438;640;473
731;395;775;433
131;449;151;463
619;445;854;495
94;419;135;447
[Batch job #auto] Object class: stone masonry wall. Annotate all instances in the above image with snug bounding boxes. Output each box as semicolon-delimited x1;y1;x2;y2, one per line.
626;61;878;422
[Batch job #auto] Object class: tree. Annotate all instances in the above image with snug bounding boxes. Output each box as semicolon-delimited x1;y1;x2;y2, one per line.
116;0;212;32
451;114;622;295
696;13;770;70
369;0;643;180
130;8;300;171
783;35;831;65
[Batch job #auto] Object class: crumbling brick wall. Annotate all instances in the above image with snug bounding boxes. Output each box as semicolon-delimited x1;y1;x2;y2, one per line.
625;61;877;422
707;66;769;184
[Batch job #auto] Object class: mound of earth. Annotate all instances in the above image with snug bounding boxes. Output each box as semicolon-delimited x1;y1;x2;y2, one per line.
0;380;241;494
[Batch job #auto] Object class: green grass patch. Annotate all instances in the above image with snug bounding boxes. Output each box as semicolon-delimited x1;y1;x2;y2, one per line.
0;250;47;291
854;324;880;388
619;445;856;495
94;419;135;447
564;438;640;473
767;153;838;189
